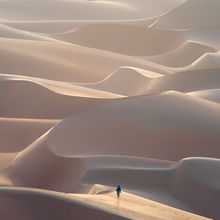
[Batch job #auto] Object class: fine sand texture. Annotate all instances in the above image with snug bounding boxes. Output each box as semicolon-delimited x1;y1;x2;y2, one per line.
0;0;219;219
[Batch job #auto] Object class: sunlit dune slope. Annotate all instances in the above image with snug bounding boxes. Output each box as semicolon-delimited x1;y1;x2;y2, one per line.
47;92;220;160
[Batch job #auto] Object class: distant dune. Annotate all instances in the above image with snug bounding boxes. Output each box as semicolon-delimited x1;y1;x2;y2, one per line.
188;89;220;104
149;68;220;93
79;66;163;96
53;24;185;56
146;41;217;67
0;38;168;82
152;0;220;29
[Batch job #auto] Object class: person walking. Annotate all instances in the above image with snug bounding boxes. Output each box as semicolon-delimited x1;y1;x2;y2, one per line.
116;185;121;198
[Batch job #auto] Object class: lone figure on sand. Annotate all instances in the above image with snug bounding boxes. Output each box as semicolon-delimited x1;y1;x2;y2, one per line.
116;185;121;198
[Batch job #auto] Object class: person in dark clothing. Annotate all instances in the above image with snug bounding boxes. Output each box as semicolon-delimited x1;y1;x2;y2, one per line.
116;185;121;198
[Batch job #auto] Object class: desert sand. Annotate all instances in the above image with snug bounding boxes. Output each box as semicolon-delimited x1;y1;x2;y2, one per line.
0;0;219;219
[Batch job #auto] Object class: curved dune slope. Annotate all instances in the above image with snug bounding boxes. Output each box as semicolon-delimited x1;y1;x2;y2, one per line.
0;0;139;21
152;0;220;30
0;187;126;220
82;157;220;218
183;28;220;50
171;157;220;219
0;0;184;21
0;74;122;98
54;24;185;56
188;89;220;104
3;17;159;34
82;156;174;192
146;42;217;67
0;118;58;153
0;23;63;43
80;66;163;96
0;186;208;220
149;68;220;93
0;38;168;82
10;133;87;193
0;79;120;119
188;53;220;70
46;92;220;160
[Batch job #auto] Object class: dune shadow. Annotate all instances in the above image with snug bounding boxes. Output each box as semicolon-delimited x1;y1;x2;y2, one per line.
96;189;115;195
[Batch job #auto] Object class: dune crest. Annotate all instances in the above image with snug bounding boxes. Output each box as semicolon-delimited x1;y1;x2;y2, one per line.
146;41;217;67
79;66;163;96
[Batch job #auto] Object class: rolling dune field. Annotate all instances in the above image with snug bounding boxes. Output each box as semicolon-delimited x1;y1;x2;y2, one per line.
0;0;219;219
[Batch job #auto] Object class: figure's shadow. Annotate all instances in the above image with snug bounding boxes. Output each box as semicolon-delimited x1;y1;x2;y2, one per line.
116;196;121;214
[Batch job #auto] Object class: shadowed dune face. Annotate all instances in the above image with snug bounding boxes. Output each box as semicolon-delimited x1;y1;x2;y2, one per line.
170;158;220;219
0;0;219;219
8;132;87;193
0;118;58;153
0;195;47;220
53;24;185;56
0;188;127;220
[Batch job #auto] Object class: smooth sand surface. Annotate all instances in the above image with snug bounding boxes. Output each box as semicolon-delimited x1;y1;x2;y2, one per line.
188;89;220;104
0;0;219;219
52;24;185;56
145;41;217;67
79;66;164;96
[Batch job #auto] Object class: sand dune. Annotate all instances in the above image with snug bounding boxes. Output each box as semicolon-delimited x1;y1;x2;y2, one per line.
0;23;62;42
53;24;185;56
0;186;209;220
70;186;208;220
0;117;58;153
0;187;127;220
47;92;220;160
0;38;168;82
146;41;217;67
0;79;121;119
149;68;220;93
79;66;163;96
2;17;159;34
0;0;184;21
152;0;220;30
183;27;220;50
10;132;86;192
188;89;220;104
0;0;219;219
171;157;220;219
0;0;139;21
187;53;220;70
2;130;214;218
0;73;122;98
82;162;174;194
